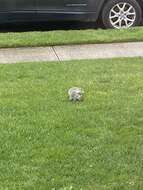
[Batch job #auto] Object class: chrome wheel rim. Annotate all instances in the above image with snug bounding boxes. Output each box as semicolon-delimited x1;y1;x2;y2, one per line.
109;2;136;29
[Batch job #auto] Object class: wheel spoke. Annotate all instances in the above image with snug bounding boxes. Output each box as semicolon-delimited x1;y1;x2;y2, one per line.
127;12;136;16
110;14;118;19
124;19;128;27
125;6;133;14
114;19;120;25
119;20;122;28
122;3;127;11
126;17;135;22
111;9;119;15
117;3;122;11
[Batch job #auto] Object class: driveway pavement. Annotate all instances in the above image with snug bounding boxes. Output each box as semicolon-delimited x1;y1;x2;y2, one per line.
0;42;143;64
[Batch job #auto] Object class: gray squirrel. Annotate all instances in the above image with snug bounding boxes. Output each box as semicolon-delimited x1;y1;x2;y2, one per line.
68;87;84;101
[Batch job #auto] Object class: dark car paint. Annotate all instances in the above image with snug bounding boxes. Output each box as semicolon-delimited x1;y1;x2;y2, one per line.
0;0;106;23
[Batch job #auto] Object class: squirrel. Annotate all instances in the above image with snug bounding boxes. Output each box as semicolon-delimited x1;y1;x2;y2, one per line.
68;87;84;102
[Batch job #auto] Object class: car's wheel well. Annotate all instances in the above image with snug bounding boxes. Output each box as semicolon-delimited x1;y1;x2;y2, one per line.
136;0;143;11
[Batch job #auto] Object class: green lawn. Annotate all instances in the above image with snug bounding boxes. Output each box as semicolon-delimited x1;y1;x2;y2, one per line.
0;58;143;190
0;27;143;48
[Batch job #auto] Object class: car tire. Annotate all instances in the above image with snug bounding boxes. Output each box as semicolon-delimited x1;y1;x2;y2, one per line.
102;0;142;29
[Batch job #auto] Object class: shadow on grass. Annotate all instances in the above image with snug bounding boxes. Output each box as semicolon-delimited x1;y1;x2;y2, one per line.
0;20;103;33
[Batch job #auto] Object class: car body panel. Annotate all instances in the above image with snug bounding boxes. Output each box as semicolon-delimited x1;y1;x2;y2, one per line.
37;0;89;11
0;0;106;23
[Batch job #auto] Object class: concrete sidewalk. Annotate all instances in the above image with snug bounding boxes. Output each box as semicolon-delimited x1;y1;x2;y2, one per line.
0;42;143;64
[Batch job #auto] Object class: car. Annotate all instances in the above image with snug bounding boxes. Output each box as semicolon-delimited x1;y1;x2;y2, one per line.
0;0;142;29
